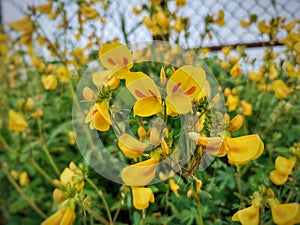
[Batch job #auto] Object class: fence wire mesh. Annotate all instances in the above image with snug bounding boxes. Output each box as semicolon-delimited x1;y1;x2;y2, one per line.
2;0;300;50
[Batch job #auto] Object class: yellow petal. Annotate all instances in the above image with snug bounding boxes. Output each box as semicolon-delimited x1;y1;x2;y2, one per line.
19;171;30;186
37;2;52;14
230;63;242;77
60;208;76;225
53;188;64;202
8;110;28;132
294;41;300;55
232;204;260;225
226;134;264;165
41;209;65;225
269;170;289;185
60;168;74;185
240;101;252;116
93;104;112;131
272;79;292;99
274;156;295;175
99;42;133;71
230;114;244;131
226;94;239;111
8;15;33;33
121;158;158;186
81;5;99;19
165;88;193;114
82;86;96;103
169;179;180;197
133;97;162;117
167;65;206;100
42;75;57;90
271;203;299;225
248;71;264;82
131;187;155;210
118;133;148;158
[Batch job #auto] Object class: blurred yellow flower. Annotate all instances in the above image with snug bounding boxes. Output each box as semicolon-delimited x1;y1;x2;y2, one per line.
41;208;76;225
53;188;64;203
272;80;293;99
85;103;112;131
230;63;242;77
56;66;72;83
282;19;298;32
19;171;30;186
37;2;52;15
232;203;259;225
8;110;28;132
132;7;142;15
230;114;244;131
240;19;251;28
258;21;270;33
42;74;57;90
169;178;180;197
25;97;35;111
176;0;186;7
30;109;44;119
81;5;99;19
221;46;231;56
269;156;295;185
155;10;170;28
68;131;76;145
248;71;264;82
285;61;296;77
294;41;300;55
240;100;252;116
174;17;184;33
131;187;155;210
226;94;239;111
214;10;225;26
8;15;33;33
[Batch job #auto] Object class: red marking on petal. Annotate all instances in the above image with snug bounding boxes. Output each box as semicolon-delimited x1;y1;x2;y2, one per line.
143;165;156;176
123;57;128;65
93;110;98;115
135;90;146;98
108;58;116;66
148;89;157;97
186;86;196;95
172;82;181;93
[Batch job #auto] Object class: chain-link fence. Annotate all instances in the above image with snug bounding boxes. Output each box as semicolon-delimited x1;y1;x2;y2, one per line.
2;0;300;50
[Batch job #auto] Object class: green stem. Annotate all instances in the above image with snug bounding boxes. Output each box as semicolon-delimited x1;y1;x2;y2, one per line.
2;163;47;218
86;178;113;225
113;192;125;223
236;165;245;208
192;187;203;225
84;205;111;225
0;134;17;155
41;142;60;176
28;157;55;184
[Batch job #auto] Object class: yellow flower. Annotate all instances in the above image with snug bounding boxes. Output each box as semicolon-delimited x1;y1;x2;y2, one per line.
272;80;293;99
285;61;296;77
41;208;76;225
240;101;252;116
270;202;300;225
8;110;28;132
85;103;112;131
30;109;43;119
169;178;180;197
131;187;155;210
226;134;264;165
42;74;57;90
214;10;225;26
240;19;251;28
25;97;35;111
37;2;52;14
226;94;239;111
81;5;99;19
118;133;148;158
294;41;300;55
60;162;84;190
137;126;147;140
230;114;244;131
269;64;278;80
230;63;242;77
248;71;264;82
174;17;184;33
56;66;71;83
221;46;231;56
126;66;206;117
269;156;295;185
53;188;64;202
122;158;159;186
232;203;260;225
282;19;298;32
176;0;186;7
68;131;76;145
132;7;142;15
155;9;170;28
19;171;30;186
258;21;270;33
8;15;33;33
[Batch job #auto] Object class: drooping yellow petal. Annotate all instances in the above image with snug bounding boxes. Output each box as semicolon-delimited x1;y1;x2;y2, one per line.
169;179;180;197
41;209;65;225
240;101;252;116
131;187;155;210
270;203;299;225
230;114;244;131
232;204;259;225
122;158;159;186
269;170;289;185
274;156;295;175
60;208;76;225
37;2;52;14
230;63;242;77
167;65;206;100
93;104;112;131
81;5;99;19
133;97;162;117
8;110;28;132
226;134;264;165
99;42;133;72
8;15;33;33
118;133;148;158
92;70;120;90
60;168;75;185
226;94;239;111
